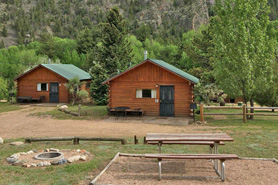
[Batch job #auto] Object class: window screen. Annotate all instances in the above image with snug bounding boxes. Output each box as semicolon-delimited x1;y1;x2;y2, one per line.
142;89;152;98
41;83;47;91
86;83;90;88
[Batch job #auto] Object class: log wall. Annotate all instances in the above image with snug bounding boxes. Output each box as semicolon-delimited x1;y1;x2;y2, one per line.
109;61;194;116
16;66;69;103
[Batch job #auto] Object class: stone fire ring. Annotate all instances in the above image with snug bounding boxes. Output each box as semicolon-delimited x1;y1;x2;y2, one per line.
34;152;64;161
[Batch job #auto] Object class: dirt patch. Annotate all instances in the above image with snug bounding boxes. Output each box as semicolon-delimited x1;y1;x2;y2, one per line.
0;106;217;139
96;156;278;185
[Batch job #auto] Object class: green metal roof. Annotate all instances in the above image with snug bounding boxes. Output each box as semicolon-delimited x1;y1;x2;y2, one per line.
149;59;199;84
41;64;91;80
103;59;199;84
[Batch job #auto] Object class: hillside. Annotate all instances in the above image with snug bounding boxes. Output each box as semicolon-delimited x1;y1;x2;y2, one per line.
0;0;211;47
0;0;277;48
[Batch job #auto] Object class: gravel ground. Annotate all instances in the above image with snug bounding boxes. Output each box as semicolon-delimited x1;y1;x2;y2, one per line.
0;106;207;139
97;156;278;185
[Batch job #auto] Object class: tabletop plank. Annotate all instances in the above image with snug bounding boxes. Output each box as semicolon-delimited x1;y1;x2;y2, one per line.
145;133;234;142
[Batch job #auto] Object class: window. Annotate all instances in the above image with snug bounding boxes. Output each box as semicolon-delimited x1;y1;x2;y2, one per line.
86;83;90;88
136;89;156;98
37;83;48;91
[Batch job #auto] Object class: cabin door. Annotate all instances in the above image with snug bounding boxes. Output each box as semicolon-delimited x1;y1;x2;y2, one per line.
49;83;59;103
160;86;174;117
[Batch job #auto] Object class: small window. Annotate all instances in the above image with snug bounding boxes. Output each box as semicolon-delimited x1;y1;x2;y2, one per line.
37;83;48;91
142;89;151;98
86;83;90;88
136;89;156;98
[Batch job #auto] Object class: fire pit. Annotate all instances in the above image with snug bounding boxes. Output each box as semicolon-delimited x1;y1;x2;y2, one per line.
34;152;64;161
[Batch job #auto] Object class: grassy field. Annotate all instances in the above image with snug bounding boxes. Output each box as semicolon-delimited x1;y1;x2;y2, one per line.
0;102;22;113
1;104;278;184
33;105;107;120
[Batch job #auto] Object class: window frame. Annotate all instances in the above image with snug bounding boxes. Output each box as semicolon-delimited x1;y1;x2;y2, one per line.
136;89;156;98
37;83;48;92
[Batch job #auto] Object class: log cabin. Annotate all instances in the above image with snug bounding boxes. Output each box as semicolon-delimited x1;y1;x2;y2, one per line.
14;64;91;103
102;59;199;117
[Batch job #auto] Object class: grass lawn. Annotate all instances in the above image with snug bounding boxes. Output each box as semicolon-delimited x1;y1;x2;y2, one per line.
33;105;107;120
1;104;278;184
0;102;22;113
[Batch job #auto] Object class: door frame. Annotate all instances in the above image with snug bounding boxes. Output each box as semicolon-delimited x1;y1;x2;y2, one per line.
49;82;59;103
159;85;175;117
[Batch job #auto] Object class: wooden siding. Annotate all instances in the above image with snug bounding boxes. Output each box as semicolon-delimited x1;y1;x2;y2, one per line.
109;61;194;116
16;66;69;103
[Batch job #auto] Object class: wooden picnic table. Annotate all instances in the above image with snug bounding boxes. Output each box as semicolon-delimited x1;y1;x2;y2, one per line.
146;133;234;173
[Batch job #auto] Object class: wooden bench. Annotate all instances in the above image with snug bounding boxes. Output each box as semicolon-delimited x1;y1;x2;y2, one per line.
125;109;144;117
147;141;225;153
145;153;238;181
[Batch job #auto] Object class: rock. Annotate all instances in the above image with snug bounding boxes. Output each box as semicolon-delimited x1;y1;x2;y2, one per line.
30;163;37;167
32;149;38;153
26;151;34;155
76;149;80;152
50;148;59;152
44;149;50;152
13;160;26;166
9;141;24;146
58;159;67;165
80;150;86;153
7;157;19;163
67;155;80;163
19;152;27;155
22;163;30;167
43;161;51;166
0;137;3;144
10;153;20;158
85;151;90;155
60;105;68;109
37;162;44;167
80;155;87;161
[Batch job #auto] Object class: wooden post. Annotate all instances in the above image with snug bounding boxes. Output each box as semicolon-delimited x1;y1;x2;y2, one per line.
143;137;147;144
134;135;138;144
78;104;81;116
121;139;127;145
200;104;204;123
73;137;79;145
243;104;247;123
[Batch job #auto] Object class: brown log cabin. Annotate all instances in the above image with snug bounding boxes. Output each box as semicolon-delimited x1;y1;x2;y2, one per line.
102;59;199;117
14;64;91;103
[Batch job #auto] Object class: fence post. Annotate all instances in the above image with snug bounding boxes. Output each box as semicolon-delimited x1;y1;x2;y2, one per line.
200;104;204;123
78;104;81;116
243;104;246;123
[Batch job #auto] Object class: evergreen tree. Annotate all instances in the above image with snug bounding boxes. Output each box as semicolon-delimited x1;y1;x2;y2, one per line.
2;25;8;37
91;7;133;104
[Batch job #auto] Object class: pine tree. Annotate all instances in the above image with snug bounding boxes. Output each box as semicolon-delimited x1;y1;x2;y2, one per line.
91;7;134;104
98;6;133;75
2;25;8;37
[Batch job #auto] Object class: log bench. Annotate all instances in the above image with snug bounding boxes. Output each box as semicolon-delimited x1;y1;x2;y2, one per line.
147;141;225;153
145;153;238;181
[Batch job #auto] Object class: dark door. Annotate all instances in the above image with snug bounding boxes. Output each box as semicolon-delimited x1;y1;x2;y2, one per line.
49;83;59;103
160;86;174;117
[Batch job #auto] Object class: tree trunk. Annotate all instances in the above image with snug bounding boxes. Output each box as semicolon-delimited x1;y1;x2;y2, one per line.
249;98;254;120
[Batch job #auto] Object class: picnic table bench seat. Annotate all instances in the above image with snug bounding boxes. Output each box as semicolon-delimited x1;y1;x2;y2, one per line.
107;107;144;117
147;141;225;145
145;153;238;181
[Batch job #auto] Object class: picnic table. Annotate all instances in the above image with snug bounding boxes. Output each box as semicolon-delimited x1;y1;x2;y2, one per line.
145;133;237;181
